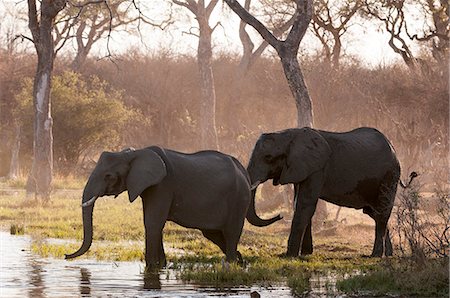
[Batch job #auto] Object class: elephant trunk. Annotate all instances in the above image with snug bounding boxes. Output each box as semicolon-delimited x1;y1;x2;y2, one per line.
246;188;282;227
65;201;95;259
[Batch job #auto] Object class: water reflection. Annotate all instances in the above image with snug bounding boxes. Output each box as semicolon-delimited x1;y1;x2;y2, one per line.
28;259;45;298
79;267;91;296
143;272;161;290
0;231;304;297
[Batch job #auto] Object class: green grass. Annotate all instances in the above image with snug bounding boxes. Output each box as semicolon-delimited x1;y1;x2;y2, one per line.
3;175;86;190
337;258;449;297
287;272;311;297
0;190;448;296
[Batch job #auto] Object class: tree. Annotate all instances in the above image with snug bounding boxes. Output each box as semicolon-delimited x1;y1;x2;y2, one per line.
25;0;67;200
15;71;137;174
407;0;448;65
54;0;172;72
225;0;328;225
312;0;362;68
363;0;417;69
224;0;296;156
172;0;220;150
225;0;314;127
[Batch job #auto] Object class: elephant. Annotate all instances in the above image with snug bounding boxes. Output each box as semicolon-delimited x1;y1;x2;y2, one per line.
65;146;281;269
247;127;417;258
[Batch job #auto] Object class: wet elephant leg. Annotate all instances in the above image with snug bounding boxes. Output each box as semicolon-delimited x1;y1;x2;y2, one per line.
142;197;169;269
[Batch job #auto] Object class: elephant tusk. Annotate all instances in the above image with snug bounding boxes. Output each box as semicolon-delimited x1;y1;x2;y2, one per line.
250;181;261;191
81;196;98;208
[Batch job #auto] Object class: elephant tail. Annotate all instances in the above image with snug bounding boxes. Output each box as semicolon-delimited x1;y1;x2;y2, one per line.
246;189;283;227
399;171;418;188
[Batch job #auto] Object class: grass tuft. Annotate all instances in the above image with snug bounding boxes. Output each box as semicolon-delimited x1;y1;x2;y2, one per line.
10;223;25;235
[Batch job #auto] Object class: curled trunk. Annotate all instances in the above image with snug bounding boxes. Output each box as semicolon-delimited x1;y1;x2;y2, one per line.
246;189;282;227
65;204;94;259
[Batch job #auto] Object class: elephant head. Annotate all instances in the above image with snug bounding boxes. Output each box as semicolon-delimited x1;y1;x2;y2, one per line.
248;128;332;189
65;147;167;259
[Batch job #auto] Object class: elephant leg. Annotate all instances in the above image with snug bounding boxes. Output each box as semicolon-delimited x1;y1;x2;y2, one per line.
384;228;393;256
300;220;313;255
371;217;388;257
201;229;226;254
367;176;396;257
365;207;390;257
201;229;243;264
142;197;168;270
286;172;323;257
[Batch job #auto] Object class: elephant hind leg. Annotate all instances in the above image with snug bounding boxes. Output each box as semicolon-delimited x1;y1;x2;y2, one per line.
365;207;391;257
201;229;226;254
201;229;243;264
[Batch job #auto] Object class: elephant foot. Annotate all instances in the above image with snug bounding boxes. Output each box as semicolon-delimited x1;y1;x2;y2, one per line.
283;252;299;258
368;252;383;258
237;251;244;266
143;271;161;290
145;260;166;272
286;242;302;257
300;247;313;255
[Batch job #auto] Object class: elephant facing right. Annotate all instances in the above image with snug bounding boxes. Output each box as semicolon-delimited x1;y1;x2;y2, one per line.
247;127;417;258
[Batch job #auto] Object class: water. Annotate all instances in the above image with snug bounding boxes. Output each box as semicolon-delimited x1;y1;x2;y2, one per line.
1;231;298;297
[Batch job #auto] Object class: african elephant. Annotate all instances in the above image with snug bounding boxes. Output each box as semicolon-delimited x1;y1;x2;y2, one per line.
247;127;417;258
65;146;281;268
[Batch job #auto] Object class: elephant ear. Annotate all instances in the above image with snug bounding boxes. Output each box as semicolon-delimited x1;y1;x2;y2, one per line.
126;149;167;202
279;128;331;184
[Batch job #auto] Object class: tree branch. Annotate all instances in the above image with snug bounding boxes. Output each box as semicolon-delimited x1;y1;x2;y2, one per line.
224;0;281;51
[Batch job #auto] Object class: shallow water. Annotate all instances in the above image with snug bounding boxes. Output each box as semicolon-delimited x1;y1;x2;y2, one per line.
1;231;303;297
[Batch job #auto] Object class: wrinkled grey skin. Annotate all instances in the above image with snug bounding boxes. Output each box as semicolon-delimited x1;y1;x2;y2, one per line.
65;146;280;269
247;127;416;258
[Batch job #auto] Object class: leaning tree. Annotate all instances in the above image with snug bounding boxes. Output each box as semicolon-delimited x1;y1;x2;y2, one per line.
224;0;328;224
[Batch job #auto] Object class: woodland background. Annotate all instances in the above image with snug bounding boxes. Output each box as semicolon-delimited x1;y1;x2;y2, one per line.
0;0;448;192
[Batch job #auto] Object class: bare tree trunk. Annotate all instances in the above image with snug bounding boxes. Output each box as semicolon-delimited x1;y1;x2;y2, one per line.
173;0;219;150
26;52;54;200
279;52;313;127
25;0;66;201
197;5;219;150
331;33;341;68
225;0;326;224
8;124;21;180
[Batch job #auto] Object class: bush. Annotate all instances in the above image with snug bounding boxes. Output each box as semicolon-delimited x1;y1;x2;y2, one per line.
394;183;450;261
14;71;141;174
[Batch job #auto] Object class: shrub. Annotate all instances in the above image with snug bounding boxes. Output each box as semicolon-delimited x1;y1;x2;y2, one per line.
14;71;141;175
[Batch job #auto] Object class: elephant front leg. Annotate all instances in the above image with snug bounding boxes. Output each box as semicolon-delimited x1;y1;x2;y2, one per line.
286;174;323;257
144;231;166;270
142;196;169;270
301;221;313;255
287;201;317;257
